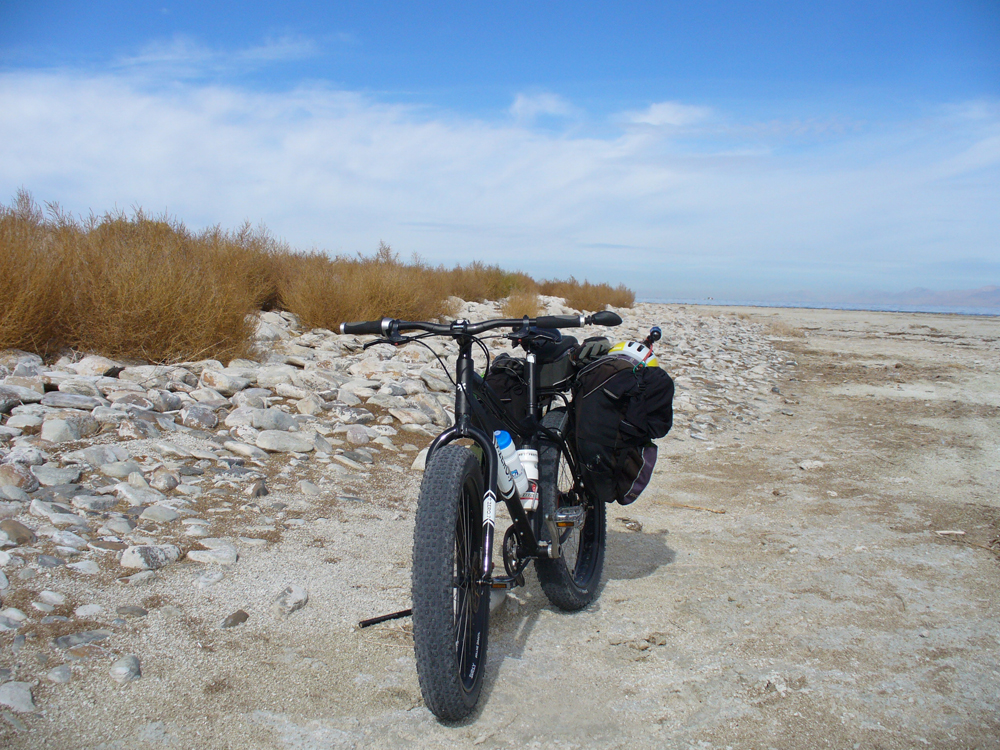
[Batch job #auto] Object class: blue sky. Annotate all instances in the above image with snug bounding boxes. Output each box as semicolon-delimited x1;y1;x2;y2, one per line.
1;1;998;301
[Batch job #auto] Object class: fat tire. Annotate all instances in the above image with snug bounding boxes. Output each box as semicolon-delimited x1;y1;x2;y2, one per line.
535;408;606;610
412;445;490;721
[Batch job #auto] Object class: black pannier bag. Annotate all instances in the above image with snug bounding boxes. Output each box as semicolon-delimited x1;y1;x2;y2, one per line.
572;354;674;504
483;353;529;428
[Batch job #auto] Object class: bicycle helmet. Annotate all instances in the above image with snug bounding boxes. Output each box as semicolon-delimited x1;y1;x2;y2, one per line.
609;340;659;368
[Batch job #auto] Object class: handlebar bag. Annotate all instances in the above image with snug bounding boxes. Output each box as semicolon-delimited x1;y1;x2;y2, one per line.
573;355;674;504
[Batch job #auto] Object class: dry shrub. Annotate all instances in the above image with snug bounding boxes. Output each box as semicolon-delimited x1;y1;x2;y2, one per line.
0;193;272;362
278;243;451;329
0;190;68;354
438;262;537;302
768;321;805;338
538;277;635;311
0;191;639;359
500;289;541;318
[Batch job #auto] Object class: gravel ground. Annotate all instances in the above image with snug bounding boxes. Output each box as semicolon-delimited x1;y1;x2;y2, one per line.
2;304;999;749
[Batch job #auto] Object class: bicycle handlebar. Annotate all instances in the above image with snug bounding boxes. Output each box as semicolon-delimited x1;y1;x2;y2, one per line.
338;310;622;336
340;318;392;336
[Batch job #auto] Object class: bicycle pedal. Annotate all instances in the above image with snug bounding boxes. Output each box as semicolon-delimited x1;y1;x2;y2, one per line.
554;505;585;528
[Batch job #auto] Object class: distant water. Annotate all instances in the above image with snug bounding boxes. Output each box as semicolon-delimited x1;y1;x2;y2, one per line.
640;298;1000;318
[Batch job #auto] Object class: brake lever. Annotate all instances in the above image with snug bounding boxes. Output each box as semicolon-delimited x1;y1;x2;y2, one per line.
363;335;411;349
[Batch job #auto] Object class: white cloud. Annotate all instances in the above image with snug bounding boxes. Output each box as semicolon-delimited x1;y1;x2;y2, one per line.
116;34;318;78
0;70;996;299
509;92;576;124
625;101;711;127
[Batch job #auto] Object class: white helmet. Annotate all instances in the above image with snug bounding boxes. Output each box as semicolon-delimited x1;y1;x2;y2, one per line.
609;341;659;368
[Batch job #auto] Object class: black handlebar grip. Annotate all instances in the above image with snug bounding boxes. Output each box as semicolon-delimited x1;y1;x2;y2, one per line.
589;311;623;327
339;318;391;336
535;314;585;329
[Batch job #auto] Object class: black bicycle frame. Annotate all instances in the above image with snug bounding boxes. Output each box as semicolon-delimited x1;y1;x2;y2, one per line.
425;336;557;585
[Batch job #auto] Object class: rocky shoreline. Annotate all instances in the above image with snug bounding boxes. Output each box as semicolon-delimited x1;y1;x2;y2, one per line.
0;297;792;723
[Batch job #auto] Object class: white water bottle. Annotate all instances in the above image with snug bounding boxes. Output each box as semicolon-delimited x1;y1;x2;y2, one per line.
516;449;540;511
494;430;529;499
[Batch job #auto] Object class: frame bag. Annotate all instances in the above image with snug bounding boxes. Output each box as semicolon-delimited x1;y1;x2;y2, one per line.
572;354;674;505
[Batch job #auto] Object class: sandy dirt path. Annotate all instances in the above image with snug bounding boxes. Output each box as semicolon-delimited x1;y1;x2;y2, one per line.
7;305;999;749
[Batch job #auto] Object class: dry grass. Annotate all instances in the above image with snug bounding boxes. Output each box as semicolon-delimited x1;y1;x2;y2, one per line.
500;289;542;318
538;277;635;311
1;192;272;361
0;192;636;361
768;321;806;338
277;243;453;329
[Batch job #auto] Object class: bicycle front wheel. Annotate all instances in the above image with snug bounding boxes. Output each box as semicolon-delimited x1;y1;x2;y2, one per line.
535;408;607;611
411;445;490;721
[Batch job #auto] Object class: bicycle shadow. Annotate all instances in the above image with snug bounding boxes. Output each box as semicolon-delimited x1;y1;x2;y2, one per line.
452;526;675;723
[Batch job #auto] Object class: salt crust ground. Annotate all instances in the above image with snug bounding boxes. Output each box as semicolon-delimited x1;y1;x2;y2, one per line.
2;304;999;749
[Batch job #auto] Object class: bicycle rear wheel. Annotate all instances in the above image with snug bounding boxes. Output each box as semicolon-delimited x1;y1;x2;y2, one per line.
412;445;490;720
535;408;606;610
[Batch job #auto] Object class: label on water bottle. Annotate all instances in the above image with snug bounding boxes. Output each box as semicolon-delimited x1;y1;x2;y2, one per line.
520;481;539;511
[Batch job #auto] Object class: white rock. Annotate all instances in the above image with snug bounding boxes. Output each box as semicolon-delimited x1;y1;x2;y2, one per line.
109;655;141;683
31;463;82;486
47;665;72;683
120;544;181;570
251;408;298;432
40;418;81;443
273;584;309;615
222;440;269;460
140;505;179;523
411;448;429;471
67;560;100;575
0;681;36;712
75;604;103;617
72;355;121;377
188;538;238;565
193;570;225;588
255;431;314;453
200;370;250;397
296;394;324;416
100;460;141;479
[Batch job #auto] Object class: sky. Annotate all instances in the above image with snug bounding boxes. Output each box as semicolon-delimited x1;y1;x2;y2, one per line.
1;1;998;302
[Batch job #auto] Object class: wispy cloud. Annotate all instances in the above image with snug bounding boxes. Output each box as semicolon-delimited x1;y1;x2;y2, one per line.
509;92;575;123
625;101;711;127
115;34;319;79
0;68;996;299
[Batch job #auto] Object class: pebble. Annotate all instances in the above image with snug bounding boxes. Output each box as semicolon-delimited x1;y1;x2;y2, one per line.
221;609;249;628
256;431;314;453
109;655;141;683
46;665;72;684
120;545;181;570
39;590;66;606
194;570;225;589
68;560;101;575
188;539;238;565
53;629;112;649
116;605;148;618
0;682;36;713
75;604;104;617
140;505;180;523
297;480;321;496
273;584;309;615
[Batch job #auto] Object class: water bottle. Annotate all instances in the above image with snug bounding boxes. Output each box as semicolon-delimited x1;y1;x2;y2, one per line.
517;449;539;511
493;430;529;499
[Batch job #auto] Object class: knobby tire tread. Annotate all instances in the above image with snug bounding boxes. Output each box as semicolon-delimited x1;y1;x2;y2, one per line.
411;445;489;721
535;408;607;611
